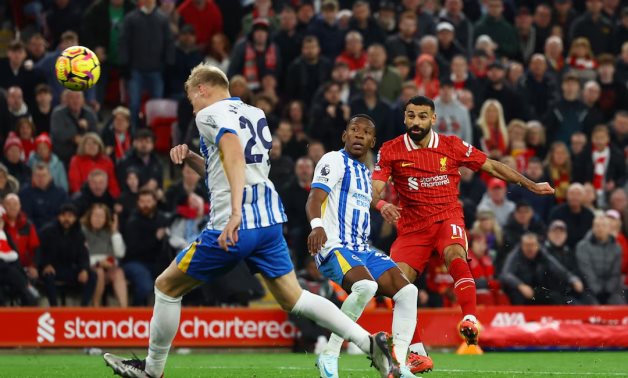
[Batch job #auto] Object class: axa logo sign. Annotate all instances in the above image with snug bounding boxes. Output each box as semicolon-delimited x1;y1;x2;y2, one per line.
37;312;55;343
490;312;526;327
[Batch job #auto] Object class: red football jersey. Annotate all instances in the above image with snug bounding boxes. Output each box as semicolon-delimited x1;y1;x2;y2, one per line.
373;130;487;235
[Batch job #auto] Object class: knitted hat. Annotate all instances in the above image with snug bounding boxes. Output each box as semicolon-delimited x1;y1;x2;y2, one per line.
35;132;53;149
3;132;23;153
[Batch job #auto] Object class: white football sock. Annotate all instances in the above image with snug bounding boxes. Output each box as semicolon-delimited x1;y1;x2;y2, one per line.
409;343;427;356
291;290;371;353
391;284;418;364
145;288;181;378
323;280;378;356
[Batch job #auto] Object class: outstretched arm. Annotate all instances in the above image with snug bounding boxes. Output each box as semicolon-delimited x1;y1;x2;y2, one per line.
305;188;329;255
481;159;555;195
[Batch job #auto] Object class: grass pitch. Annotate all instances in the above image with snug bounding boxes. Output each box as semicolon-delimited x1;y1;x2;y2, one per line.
0;351;627;377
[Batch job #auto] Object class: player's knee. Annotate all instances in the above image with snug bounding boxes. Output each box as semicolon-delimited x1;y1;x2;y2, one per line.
351;279;378;305
444;245;466;265
398;283;418;299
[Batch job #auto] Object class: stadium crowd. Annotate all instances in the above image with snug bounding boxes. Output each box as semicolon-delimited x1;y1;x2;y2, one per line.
0;0;627;312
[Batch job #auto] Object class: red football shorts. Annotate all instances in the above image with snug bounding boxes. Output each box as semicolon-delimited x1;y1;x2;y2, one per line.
390;217;468;274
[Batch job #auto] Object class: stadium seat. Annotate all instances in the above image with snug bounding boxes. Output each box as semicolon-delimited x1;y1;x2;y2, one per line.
144;99;178;153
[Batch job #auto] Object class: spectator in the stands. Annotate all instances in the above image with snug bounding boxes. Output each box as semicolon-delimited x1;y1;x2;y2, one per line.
354;43;402;103
597;54;628;120
176;0;223;53
168;192;205;251
275;118;307;162
434;78;472;144
515;6;536;63
164;161;207;212
474;0;519;59
19;163;68;230
275;6;304;80
335;31;368;78
477;99;508;159
3;194;39;283
508;157;554;222
68;133;120;198
285;35;332;107
500;232;584;305
549;183;595;249
478;178;516;228
569;0;614;56
482;61;528;122
543;35;566;82
2;132;31;187
31;84;53;135
544;219;589;304
50;90;98;167
4;87;30;133
119;0;175;129
16;118;37;161
280;157;313;268
440;0;473;53
204;33;231;74
72;169;116;216
306;0;345;61
45;0;82;48
269;137;294;188
309;82;350;152
544;141;572;204
101;107;132;164
575;125;625;207
349;76;393;148
576;216;625;304
27;133;68;192
228;17;281;91
26;34;47;64
566;37;598;82
116;128;163;191
122;189;170;306
115;168;141;230
503;201;546;253
449;55;481;95
385;11;420;64
40;203;96;307
579;81;605;137
544;72;588;145
459;166;486;206
0;40;43;108
167;24;204;100
436;22;466;64
0;205;37;306
348;0;385;47
414;53;440;99
518;54;559;120
82;203;127;308
82;0;135;106
467;231;502;305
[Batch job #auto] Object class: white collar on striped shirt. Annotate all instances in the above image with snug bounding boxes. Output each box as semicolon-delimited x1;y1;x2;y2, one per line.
404;130;439;151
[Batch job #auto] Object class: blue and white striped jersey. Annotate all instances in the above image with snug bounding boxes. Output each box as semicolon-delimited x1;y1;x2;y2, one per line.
195;97;287;231
311;150;372;258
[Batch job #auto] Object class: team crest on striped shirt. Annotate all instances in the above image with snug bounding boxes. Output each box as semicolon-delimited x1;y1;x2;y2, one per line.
440;157;447;172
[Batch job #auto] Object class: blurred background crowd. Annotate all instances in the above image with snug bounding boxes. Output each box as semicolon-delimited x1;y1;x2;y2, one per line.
0;0;627;316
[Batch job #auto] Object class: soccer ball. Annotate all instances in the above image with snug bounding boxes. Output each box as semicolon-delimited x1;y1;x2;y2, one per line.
55;46;101;91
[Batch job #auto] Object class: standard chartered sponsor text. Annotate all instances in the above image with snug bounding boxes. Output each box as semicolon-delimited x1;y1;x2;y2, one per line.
62;316;297;339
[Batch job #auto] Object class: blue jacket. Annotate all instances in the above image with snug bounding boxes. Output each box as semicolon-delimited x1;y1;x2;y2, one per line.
19;183;69;231
27;153;68;193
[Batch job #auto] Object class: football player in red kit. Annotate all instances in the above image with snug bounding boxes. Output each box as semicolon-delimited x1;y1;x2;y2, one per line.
372;96;554;374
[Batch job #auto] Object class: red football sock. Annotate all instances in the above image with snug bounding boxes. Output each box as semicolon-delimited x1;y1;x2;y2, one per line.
448;257;477;317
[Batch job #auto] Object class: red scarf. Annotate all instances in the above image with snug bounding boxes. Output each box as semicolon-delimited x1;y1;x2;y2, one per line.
568;56;597;70
244;42;277;89
483;126;507;155
592;147;609;191
114;132;131;160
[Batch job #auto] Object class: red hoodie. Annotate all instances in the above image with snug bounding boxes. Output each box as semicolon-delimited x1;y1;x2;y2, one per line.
414;54;440;99
68;154;120;198
3;211;39;268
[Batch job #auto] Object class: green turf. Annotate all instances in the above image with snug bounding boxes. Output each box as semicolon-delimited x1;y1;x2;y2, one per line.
0;351;627;378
